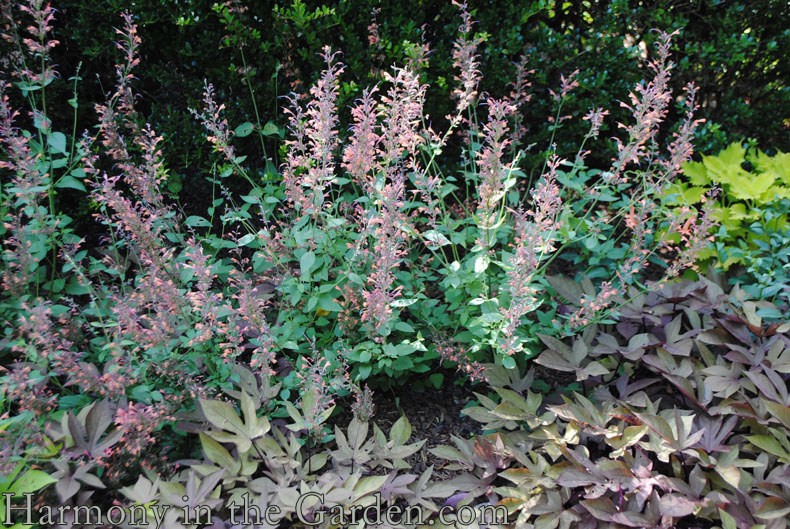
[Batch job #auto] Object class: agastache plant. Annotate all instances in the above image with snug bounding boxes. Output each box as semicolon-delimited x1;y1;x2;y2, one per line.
558;37;712;331
500;154;564;355
607;31;676;185
450;0;484;118
475;98;516;237
282;46;344;219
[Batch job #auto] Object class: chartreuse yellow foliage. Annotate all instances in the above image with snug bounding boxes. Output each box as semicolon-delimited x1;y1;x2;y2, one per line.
668;143;790;208
664;143;790;268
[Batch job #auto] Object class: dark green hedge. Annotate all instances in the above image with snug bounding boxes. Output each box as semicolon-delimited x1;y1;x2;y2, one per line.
39;0;790;188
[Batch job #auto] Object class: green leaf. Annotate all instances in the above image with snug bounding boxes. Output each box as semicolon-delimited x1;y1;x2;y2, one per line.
353;475;388;498
200;399;244;430
284;401;305;426
390;415;411;445
237;233;256;246
199;432;240;472
318;295;342;312
429;445;465;462
300;251;316;279
33;111;49;130
301;389;317;421
632;412;675;443
547;276;582;305
9;470;57;495
746;435;790;461
66;278;89;295
241;194;261;204
326;217;347;228
718;508;737;529
393;321;414;333
756;497;790;519
765;401;790;429
358;365;372;379
474;254;489;274
262;121;280;137
479;312;503;323
200;392;269;453
234;122;254;137
167;175;182;194
731;171;774;200
424;230;451;246
55;175;86;192
717;142;746;169
48;132;68;155
682;160;710;186
185;215;212;228
306;296;318;312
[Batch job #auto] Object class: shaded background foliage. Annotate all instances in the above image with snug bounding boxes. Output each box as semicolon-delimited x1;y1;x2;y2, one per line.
39;0;789;202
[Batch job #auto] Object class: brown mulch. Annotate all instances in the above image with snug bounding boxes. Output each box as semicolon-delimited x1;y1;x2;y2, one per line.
335;376;485;480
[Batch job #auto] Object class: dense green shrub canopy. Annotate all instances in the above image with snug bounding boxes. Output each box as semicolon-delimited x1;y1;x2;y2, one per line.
39;0;790;183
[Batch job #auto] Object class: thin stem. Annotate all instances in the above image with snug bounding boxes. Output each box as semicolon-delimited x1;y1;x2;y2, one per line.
240;47;269;163
68;63;82;165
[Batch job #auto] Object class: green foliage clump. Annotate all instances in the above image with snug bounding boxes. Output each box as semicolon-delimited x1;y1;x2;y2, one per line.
666;143;790;303
37;0;790;193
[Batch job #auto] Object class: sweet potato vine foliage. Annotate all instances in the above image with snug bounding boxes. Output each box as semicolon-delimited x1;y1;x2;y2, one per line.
0;0;766;526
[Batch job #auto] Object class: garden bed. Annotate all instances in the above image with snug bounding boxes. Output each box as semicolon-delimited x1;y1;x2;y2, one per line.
1;1;789;528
